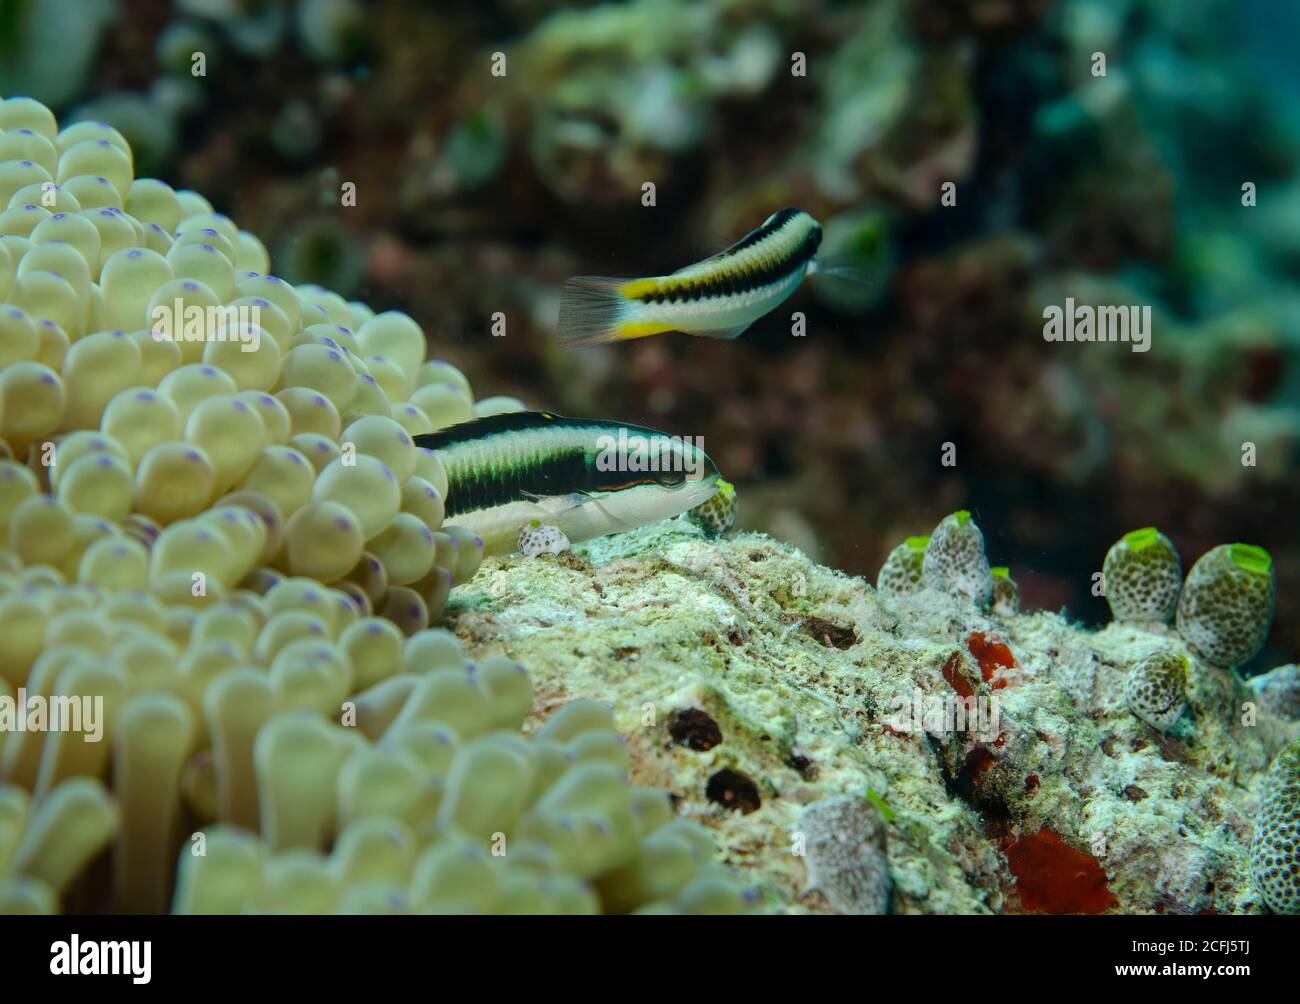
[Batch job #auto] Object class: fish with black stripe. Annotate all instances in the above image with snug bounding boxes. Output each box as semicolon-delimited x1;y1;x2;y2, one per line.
555;208;824;348
414;411;720;554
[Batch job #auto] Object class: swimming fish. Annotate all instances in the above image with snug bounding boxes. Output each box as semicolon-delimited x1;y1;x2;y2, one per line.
555;208;823;349
413;411;720;555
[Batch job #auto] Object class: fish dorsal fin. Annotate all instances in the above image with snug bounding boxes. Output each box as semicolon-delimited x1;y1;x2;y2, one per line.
672;213;788;276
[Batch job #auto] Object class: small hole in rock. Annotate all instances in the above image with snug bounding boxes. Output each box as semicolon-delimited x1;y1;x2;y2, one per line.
799;615;856;650
706;768;761;814
665;708;723;751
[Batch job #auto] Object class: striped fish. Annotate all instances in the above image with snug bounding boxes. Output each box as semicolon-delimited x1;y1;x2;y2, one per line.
414;411;720;555
555;208;823;349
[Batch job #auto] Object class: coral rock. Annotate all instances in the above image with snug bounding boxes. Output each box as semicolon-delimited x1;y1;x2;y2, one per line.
1248;664;1300;721
450;525;1290;913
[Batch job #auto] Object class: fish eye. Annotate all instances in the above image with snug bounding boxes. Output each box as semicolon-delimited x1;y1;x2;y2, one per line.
658;470;686;489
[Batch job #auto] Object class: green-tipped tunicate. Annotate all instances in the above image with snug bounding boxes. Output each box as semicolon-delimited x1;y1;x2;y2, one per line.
1176;544;1275;668
876;535;927;596
922;511;991;605
1103;527;1182;624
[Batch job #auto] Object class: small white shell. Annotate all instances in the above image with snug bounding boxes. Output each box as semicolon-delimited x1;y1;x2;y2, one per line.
518;521;570;558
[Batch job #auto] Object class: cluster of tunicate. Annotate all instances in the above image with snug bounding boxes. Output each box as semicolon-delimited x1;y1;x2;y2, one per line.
686;477;736;538
1249;738;1300;914
1100;531;1276;671
1102;527;1181;624
1176;544;1276;669
795;795;891;915
0;97;747;915
876;512;999;609
517;520;569;558
1123;652;1188;732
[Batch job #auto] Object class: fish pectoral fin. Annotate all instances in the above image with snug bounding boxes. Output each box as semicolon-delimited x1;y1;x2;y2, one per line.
690;322;753;341
554;491;600;516
519;489;571;515
522;489;608;519
808;258;882;288
550;490;639;532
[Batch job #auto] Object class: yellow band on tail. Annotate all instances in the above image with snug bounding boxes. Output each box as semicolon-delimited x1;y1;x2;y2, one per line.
615;320;676;339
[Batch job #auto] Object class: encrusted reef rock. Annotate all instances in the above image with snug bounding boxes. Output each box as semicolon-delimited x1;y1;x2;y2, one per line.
449;520;1300;914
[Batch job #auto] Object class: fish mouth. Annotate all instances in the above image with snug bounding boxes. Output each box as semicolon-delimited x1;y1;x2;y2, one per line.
609;471;720;528
679;473;721;512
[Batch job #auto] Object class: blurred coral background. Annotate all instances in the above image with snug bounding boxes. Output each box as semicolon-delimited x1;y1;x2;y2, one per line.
6;0;1298;669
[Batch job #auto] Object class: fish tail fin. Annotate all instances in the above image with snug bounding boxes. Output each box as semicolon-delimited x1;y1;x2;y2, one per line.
555;276;633;350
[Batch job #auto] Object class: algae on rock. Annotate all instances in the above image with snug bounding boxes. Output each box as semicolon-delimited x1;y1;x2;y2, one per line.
448;520;1299;914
